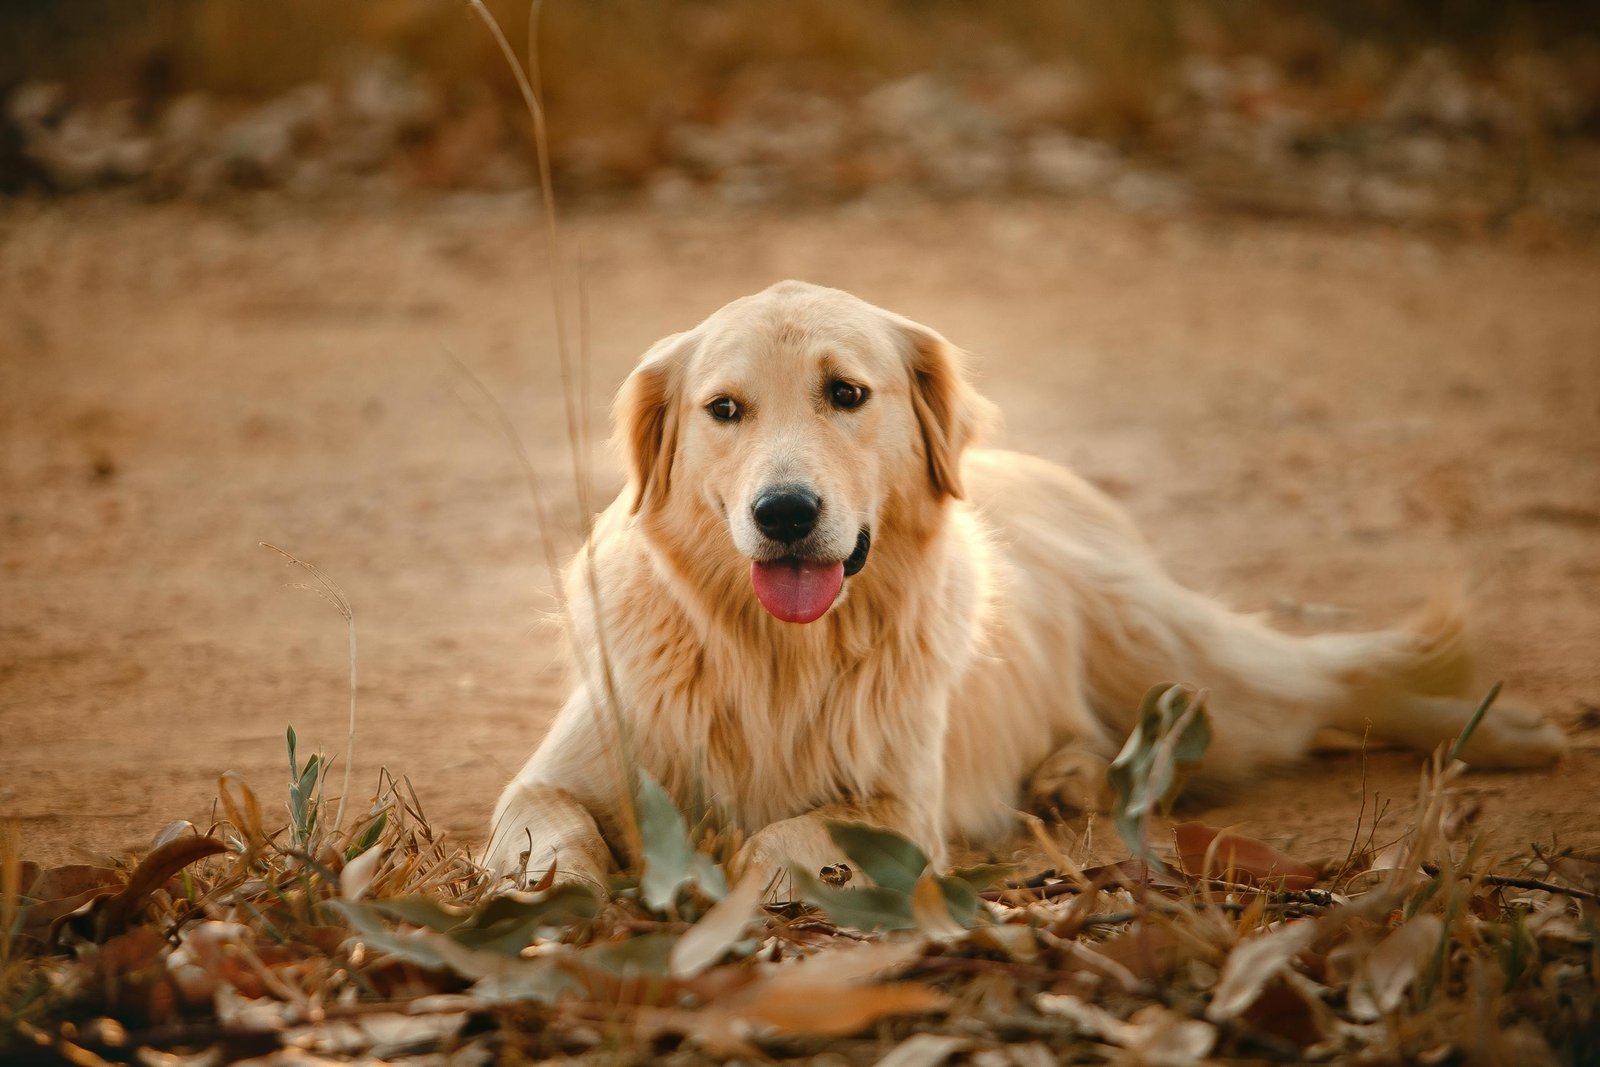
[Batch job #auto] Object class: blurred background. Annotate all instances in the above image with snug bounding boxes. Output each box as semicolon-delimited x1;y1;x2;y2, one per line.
4;0;1600;224
3;3;1598;865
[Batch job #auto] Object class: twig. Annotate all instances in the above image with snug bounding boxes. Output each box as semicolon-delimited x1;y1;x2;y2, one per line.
1420;863;1600;904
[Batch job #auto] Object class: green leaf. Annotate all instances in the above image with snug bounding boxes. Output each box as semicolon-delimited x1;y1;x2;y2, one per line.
452;886;601;954
345;812;387;861
469;956;578;1004
1107;683;1212;863
366;884;600;956
792;865;917;932
329;899;454;970
372;897;471;934
826;821;930;893
574;930;678;978
1448;681;1502;762
944;862;1020;893
937;874;983;927
636;771;727;911
330;899;582;1002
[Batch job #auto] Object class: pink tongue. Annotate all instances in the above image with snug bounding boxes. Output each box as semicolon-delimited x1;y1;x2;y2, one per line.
751;559;845;623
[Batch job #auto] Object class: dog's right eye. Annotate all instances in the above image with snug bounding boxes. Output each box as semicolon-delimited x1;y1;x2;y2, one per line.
707;396;742;422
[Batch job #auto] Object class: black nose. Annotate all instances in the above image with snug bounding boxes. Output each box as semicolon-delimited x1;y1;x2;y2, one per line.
752;485;820;543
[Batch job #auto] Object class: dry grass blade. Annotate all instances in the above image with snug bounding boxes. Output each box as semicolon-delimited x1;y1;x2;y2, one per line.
461;0;639;862
1;820;20;967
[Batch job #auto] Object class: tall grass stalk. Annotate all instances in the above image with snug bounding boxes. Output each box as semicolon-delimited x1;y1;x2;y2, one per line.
464;0;641;864
0;819;20;967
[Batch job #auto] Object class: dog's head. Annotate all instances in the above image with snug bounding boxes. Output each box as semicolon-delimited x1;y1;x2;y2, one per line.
616;281;991;624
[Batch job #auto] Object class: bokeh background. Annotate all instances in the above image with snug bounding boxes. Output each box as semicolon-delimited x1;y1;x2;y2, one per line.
2;2;1598;866
5;1;1600;222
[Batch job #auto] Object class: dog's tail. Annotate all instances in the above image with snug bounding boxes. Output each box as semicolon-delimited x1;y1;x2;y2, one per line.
1311;582;1473;711
1081;572;1559;779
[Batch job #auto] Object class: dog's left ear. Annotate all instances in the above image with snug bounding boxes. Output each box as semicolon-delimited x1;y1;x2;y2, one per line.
615;331;695;514
895;317;996;499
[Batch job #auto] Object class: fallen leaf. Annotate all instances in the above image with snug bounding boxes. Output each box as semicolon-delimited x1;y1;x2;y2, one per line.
829;822;931;893
1093;923;1186;982
873;1032;967;1067
1122;1003;1217;1066
1241;971;1332;1049
911;870;966;941
1206;919;1318;1022
1037;995;1215;1064
1035;991;1126;1040
1173;823;1318;891
1348;914;1444;1021
738;980;947;1037
148;820;199;851
670;872;764;978
339;845;384;900
93;836;227;939
637;771;727;910
793;865;916;932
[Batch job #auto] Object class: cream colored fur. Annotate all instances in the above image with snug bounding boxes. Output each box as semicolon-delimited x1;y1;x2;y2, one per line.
486;281;1563;891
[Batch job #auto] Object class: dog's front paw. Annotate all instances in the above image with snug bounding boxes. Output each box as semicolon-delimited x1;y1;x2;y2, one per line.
484;784;613;894
1454;702;1565;769
1026;747;1114;818
735;817;854;899
484;836;609;895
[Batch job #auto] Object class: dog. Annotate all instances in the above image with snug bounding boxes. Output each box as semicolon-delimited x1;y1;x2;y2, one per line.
486;280;1563;890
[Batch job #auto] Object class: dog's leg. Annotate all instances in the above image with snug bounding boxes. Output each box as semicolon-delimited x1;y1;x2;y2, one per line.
484;688;625;893
1344;692;1564;768
1026;747;1114;818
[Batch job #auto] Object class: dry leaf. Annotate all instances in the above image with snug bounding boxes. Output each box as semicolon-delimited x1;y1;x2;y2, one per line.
679;938;941;1044
1036;995;1215;1064
1173;823;1318;891
93;835;227;939
738;979;947;1036
340;847;385;901
1348;914;1444;1021
1035;991;1125;1040
1093;923;1186;982
669;873;764;978
1206;919;1318;1022
911;871;966;941
1121;1003;1217;1066
873;1032;968;1067
1240;971;1332;1048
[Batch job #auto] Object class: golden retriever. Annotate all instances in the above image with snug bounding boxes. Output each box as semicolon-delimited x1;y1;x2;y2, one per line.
486;280;1563;889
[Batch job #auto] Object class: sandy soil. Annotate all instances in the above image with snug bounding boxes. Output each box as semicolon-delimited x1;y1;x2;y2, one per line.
2;192;1597;875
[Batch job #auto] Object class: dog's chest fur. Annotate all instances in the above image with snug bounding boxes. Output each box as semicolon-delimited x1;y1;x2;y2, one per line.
592;516;979;832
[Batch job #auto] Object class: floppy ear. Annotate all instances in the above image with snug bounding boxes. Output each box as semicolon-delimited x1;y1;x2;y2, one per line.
896;318;995;499
614;331;694;514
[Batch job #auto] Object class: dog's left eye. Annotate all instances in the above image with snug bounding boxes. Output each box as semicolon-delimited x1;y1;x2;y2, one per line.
829;380;868;410
707;396;742;421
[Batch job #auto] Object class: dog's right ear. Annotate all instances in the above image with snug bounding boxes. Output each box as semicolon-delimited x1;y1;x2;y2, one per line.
615;331;694;514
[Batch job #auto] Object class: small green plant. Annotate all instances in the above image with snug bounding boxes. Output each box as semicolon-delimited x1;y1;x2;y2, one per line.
1107;683;1211;864
285;724;327;854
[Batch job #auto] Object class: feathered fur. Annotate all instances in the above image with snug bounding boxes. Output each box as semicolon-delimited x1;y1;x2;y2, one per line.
487;281;1563;889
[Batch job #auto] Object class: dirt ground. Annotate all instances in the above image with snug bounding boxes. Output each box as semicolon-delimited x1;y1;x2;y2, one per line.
2;192;1597;876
